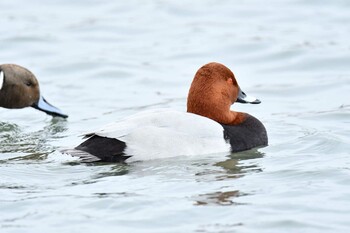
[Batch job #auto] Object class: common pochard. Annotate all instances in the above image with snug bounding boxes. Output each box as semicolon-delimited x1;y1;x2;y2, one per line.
64;62;267;162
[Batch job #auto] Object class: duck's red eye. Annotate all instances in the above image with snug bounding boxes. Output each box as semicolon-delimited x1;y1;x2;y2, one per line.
227;78;234;85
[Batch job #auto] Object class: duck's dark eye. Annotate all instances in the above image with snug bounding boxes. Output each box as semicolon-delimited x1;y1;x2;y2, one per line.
25;81;32;87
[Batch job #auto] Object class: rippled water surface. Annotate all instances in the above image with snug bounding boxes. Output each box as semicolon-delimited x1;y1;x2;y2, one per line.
1;0;350;232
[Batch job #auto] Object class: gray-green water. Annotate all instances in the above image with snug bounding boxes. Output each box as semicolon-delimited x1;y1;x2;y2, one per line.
1;0;350;232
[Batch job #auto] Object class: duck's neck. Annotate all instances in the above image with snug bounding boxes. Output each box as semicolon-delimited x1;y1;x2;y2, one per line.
226;111;247;125
0;90;10;108
187;102;247;126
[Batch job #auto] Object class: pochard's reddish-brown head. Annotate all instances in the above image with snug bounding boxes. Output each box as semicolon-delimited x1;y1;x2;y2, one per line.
187;62;260;125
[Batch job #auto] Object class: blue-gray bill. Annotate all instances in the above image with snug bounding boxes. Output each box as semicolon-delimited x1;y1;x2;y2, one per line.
236;87;261;104
32;95;68;118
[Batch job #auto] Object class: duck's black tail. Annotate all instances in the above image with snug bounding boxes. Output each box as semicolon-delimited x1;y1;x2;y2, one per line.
61;135;130;163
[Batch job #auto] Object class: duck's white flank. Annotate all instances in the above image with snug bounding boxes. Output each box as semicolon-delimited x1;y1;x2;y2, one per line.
87;109;231;161
0;71;4;90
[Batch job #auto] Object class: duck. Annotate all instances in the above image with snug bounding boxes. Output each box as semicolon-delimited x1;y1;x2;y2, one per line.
0;64;68;118
64;62;268;162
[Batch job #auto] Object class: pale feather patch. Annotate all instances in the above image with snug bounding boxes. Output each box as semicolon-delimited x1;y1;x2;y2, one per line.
243;94;259;103
0;71;4;90
124;125;230;162
61;148;101;162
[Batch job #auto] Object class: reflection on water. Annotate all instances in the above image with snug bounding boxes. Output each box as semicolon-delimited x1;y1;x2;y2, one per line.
0;118;67;154
194;190;246;206
0;122;20;133
7;152;48;162
228;149;265;161
93;192;138;199
91;164;130;179
215;150;265;179
193;150;264;206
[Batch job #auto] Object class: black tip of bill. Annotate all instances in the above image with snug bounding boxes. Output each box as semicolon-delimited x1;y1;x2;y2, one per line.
32;95;68;118
236;88;261;104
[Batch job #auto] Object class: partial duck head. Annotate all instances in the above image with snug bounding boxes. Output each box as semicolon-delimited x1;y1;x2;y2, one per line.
0;64;68;118
187;62;259;125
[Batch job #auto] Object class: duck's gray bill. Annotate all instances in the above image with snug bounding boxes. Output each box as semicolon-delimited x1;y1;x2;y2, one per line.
236;88;261;104
32;95;68;118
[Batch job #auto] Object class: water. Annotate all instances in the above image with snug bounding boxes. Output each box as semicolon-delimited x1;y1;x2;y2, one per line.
1;0;350;232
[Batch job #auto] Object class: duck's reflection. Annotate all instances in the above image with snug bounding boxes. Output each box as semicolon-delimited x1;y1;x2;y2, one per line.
193;149;264;206
91;163;130;179
216;149;264;176
195;190;247;206
0;118;68;161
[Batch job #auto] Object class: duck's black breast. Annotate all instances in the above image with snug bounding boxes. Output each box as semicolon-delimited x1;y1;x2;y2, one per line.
220;114;268;152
